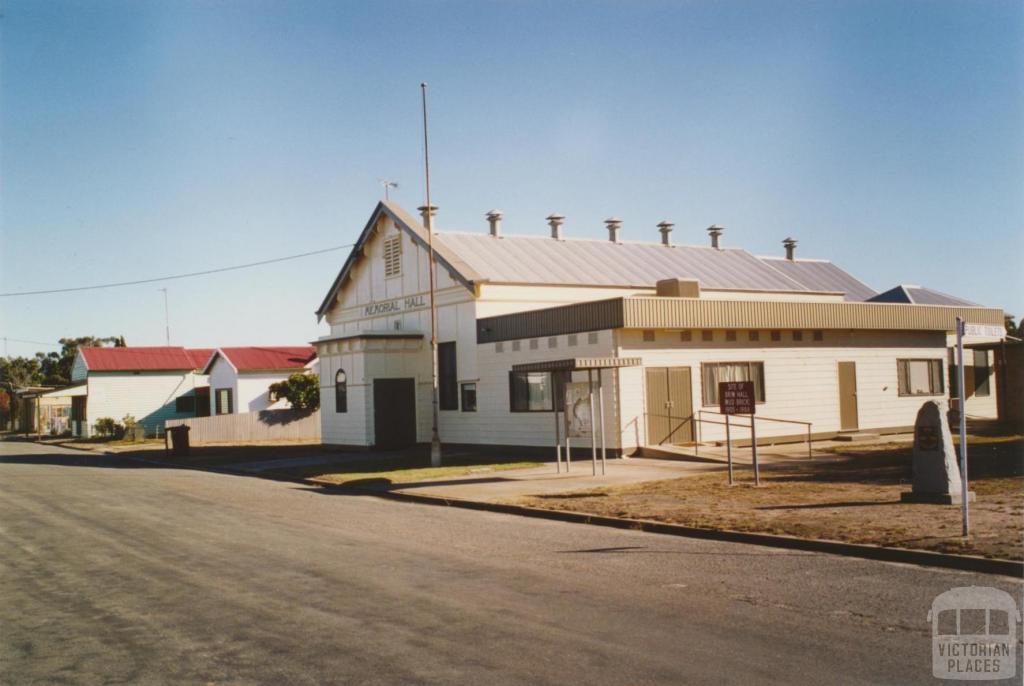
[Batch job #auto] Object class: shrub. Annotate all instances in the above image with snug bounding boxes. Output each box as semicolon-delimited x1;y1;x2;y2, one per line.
268;372;320;411
94;417;123;438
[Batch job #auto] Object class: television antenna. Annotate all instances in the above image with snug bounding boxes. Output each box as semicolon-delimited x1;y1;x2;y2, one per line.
378;179;398;200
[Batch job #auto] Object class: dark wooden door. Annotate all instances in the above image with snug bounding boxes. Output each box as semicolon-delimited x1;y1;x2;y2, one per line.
645;367;694;445
373;378;417;449
838;362;859;431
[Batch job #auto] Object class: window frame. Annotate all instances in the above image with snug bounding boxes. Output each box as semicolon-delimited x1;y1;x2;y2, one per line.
896;358;944;397
700;361;766;406
460;382;477;412
215;388;233;415
335;369;348;413
509;370;570;412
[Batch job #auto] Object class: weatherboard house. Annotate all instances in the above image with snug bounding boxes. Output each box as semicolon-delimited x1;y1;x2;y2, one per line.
70;346;214;437
202;346;317;415
312;201;1005;453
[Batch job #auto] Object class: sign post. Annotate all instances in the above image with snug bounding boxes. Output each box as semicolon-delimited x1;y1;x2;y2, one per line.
725;413;733;485
720;381;758;485
956;317;969;537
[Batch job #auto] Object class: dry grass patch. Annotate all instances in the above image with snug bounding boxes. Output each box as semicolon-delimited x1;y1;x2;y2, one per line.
517;438;1023;561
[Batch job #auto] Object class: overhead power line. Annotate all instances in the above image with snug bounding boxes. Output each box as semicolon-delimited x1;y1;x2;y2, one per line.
1;337;61;348
0;244;354;297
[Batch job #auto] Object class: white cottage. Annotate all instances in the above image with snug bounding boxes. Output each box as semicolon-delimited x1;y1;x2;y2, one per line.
71;346;214;437
202;346;317;415
312;201;1005;454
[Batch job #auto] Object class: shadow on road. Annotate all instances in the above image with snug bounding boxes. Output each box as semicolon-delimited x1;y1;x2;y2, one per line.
0;452;168;469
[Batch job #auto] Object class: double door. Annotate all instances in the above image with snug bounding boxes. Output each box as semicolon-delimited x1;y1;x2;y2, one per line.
645;367;694;445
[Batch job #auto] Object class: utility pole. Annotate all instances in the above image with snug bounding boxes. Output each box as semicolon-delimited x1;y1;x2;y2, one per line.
159;288;170;345
421;82;442;468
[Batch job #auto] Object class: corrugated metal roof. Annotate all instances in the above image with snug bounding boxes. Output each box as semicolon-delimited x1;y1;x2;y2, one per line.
80;347;206;372
868;285;978;307
758;257;877;302
214;346;316;372
435;233;809;292
185;348;215;370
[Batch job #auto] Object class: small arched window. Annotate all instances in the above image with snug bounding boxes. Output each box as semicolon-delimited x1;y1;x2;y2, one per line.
335;369;348;413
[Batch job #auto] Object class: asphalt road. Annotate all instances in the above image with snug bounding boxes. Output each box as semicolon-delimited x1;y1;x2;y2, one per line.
2;440;1021;685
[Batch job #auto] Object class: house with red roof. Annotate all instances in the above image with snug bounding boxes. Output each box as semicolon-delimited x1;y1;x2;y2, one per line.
202;346;317;415
70;346;215;437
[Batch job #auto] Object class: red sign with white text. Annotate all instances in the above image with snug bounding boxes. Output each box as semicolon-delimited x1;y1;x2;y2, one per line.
719;381;755;415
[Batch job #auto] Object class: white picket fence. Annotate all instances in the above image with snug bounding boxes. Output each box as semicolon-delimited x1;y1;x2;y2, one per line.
166;409;320;445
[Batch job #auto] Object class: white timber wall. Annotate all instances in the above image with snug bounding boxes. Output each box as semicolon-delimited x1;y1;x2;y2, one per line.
962;348;999;420
237;372;294;412
616;328;954;449
84;371;208;437
317;339;427;447
207;357;238;414
468;330;618;448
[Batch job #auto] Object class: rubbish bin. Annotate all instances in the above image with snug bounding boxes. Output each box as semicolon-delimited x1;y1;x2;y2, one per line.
168;425;190;457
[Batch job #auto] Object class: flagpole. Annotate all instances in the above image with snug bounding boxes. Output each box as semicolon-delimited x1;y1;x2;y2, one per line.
421;82;442;467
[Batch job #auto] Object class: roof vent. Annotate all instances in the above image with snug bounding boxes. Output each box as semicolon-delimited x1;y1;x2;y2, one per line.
547;214;565;240
604;217;622;243
707;224;724;249
486;209;502;237
783;237;798;260
657;220;674;246
656;278;701;298
417;204;438;231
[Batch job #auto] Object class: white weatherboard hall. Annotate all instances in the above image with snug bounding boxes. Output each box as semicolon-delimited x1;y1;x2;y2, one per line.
313;201;1006;454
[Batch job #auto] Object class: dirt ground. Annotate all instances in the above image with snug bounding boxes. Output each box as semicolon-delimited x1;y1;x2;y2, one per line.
516;437;1024;561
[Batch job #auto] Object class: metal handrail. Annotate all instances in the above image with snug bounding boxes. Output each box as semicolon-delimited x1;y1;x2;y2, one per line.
642;411;814;460
695;410;813;460
698;409;811;428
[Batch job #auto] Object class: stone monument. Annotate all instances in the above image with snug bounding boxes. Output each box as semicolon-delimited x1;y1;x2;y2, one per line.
901;400;975;504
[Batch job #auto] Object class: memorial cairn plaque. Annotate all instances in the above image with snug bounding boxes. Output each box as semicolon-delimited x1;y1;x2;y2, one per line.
901;400;975;505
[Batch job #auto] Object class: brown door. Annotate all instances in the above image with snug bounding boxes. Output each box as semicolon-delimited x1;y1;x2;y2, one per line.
838;362;859;431
373;378;417;449
645;367;694;445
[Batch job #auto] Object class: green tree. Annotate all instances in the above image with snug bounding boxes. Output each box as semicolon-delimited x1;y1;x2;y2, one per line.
1005;315;1023;338
268;372;320;411
33;336;127;386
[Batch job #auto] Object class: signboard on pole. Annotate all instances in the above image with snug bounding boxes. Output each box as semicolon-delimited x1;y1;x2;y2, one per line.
719;381;756;416
564;382;592;438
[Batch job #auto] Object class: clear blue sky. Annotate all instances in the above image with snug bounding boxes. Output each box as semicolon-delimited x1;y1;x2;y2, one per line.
2;0;1021;355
